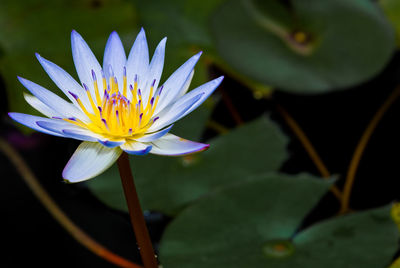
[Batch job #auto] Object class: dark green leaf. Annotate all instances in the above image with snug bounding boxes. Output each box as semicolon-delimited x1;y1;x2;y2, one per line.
160;173;398;267
88;116;288;215
211;0;395;93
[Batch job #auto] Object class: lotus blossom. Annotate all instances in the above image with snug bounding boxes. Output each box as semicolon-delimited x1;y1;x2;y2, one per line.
9;29;223;183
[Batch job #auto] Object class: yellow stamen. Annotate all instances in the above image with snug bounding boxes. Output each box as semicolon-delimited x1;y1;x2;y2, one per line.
65;74;160;140
93;80;102;106
123;74;127;96
85;87;99;117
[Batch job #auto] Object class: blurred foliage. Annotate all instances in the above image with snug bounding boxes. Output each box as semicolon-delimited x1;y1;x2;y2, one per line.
211;0;395;93
160;174;398;267
391;202;400;232
380;0;400;46
88;116;288;215
1;0;400;267
1;0;396;118
0;0;138;117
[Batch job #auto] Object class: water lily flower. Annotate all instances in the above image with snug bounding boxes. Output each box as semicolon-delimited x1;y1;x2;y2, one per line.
9;29;223;183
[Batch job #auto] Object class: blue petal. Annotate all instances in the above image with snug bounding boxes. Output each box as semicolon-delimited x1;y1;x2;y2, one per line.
98;139;125;148
134;124;173;142
8;113;65;137
62;129;98;142
148;93;203;132
36;120;98;142
103;31;126;87
120;141;152;155
36;53;89;107
149;133;209;156
71;30;103;101
155;51;202;113
18;77;86;121
142;37;166;103
126;28;149;93
149;76;223;132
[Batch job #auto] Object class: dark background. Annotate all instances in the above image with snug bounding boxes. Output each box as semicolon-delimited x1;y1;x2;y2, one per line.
1;50;400;267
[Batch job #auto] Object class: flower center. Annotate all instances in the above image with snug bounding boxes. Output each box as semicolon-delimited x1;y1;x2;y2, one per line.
65;68;161;140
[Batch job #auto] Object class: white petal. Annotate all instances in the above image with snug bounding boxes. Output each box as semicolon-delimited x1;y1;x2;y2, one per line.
142;37;166;103
148;92;203;132
36;120;99;142
126;28;149;94
176;76;223;119
24;93;62;118
98;139;125;148
155;52;201;113
62;129;101;142
151;76;223;132
18;77;87;121
71;30;103;103
8;113;65;137
134;124;173;142
35;53;90;108
120;141;152;155
63;141;122;183
103;31;126;87
150;133;209;156
179;69;194;97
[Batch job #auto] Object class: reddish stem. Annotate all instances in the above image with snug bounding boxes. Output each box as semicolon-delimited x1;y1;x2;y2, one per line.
117;152;158;268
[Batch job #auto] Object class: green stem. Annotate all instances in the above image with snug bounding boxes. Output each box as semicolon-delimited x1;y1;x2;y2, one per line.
117;152;158;268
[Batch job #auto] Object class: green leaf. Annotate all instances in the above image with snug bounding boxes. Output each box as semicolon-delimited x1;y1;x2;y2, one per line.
211;0;395;93
159;173;398;268
0;0;138;122
87;116;288;215
291;206;397;267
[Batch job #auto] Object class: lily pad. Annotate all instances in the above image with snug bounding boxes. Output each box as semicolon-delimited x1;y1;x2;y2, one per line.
88;116;288;215
160;173;398;267
211;0;395;93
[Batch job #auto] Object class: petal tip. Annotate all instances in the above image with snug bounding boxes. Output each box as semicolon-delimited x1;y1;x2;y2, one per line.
109;30;120;40
188;142;210;154
202;143;210;151
8;112;16;119
137;28;147;39
71;29;83;42
17;76;26;84
62;168;79;184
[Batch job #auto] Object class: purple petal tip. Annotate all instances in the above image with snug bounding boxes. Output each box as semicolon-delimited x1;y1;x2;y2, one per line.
91;69;97;81
82;83;89;91
68;91;78;99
